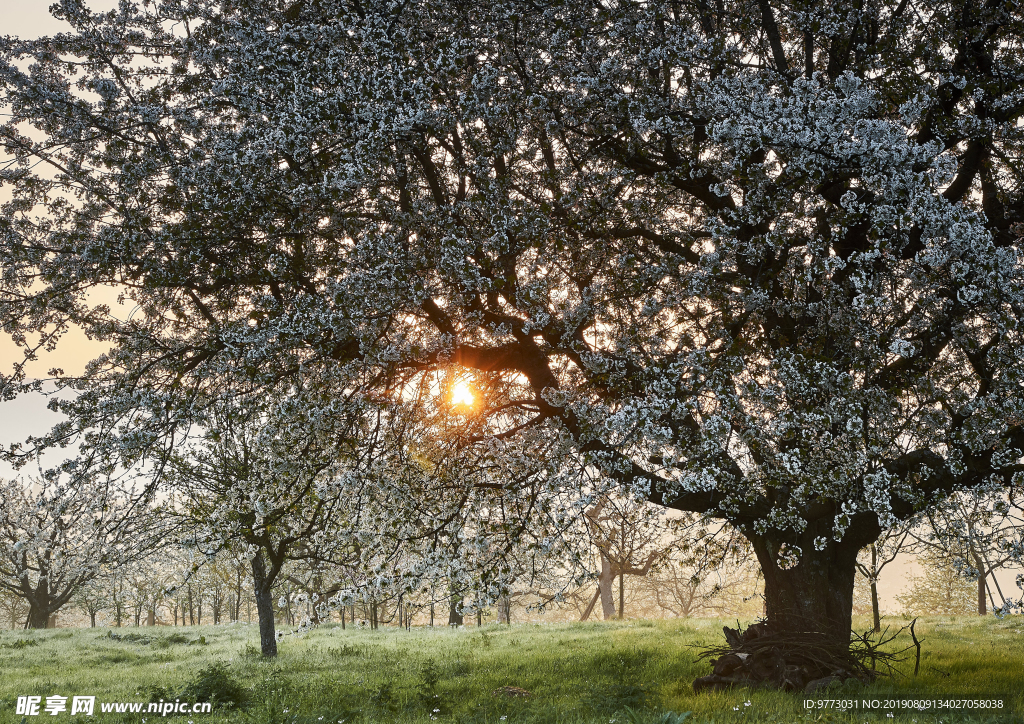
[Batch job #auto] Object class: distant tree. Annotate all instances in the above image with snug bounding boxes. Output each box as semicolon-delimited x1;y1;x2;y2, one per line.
72;576;109;628
0;588;29;630
910;487;1024;615
578;497;675;621
0;475;155;628
165;393;361;656
123;557;171;626
645;523;759;618
850;572;875;621
896;549;977;616
213;550;253;623
855;525;911;632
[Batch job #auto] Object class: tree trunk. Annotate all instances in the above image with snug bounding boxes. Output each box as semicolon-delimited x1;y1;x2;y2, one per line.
598;556;616;620
870;544;881;633
971;548;987;616
234;569;244;621
618;572;625;619
25;606;47;626
870;579;880;633
90;612;97;628
26;602;49;630
448;595;463;626
695;530;869;692
749;532;858;652
251;551;278;657
25;579;51;630
580;587;601;621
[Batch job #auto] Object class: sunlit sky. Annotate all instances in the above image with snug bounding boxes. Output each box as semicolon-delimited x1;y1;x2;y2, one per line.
451;379;475;408
0;1;120;38
0;1;122;471
0;0;1019;611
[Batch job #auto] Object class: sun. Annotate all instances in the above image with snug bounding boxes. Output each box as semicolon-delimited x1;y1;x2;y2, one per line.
451;380;475;408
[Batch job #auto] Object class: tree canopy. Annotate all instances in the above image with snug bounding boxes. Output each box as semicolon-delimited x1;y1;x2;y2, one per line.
2;0;1023;673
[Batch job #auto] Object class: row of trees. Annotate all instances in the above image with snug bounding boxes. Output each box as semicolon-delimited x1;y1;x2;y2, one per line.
2;0;1023;682
2;461;1018;638
1;502;1006;631
0;537;757;631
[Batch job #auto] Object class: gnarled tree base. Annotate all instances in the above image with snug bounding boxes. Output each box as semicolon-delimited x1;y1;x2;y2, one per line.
693;623;876;693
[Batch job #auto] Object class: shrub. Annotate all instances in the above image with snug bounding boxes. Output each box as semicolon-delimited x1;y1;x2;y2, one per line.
181;663;247;708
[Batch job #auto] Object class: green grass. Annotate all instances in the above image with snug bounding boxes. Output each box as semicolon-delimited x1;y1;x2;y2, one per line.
1;617;1021;723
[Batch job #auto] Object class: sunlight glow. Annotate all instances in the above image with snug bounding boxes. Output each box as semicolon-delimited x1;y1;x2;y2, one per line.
451;380;475;408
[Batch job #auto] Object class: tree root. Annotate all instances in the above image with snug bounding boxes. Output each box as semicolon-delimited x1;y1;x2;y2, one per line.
692;621;884;693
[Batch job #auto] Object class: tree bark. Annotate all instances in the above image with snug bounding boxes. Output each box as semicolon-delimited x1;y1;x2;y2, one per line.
870;579;881;633
25;578;51;629
870;544;881;633
26;604;49;629
497;594;511;624
973;548;987;615
749;531;859;651
26;600;51;629
598;556;616;620
448;595;463;626
251;551;278;657
579;587;600;621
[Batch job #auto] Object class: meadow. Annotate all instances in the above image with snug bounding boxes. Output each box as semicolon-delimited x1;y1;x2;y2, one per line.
1;617;1021;724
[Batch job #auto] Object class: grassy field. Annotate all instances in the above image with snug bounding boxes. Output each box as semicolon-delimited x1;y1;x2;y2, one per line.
1;617;1021;724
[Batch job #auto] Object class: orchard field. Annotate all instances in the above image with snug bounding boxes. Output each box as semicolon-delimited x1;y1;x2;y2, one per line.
2;617;1022;724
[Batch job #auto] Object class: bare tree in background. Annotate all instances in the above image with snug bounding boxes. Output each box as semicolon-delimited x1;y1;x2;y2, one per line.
578;497;676;621
855;525;911;632
909;487;1024;616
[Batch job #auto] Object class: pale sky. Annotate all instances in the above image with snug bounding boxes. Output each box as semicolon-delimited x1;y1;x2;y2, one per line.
1;1;121;39
1;0;125;376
